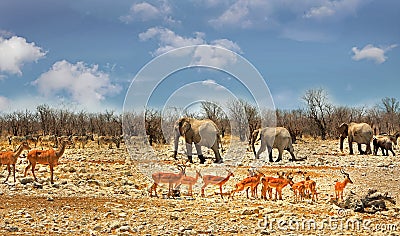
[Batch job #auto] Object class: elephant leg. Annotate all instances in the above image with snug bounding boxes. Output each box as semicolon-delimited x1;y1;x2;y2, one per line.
286;147;296;161
366;143;372;155
381;147;386;156
390;149;395;156
211;144;223;164
186;143;193;163
348;139;354;155
275;149;283;162
195;144;206;164
256;143;266;159
357;143;364;155
268;147;273;162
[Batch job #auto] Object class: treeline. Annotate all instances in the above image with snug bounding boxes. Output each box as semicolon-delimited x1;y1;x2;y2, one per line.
0;104;122;138
1;89;399;145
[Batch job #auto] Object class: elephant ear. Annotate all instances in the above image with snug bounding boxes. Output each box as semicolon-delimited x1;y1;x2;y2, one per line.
338;123;349;137
178;118;191;136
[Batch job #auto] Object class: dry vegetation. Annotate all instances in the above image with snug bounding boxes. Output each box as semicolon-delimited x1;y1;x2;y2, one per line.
0;91;399;235
0;135;399;235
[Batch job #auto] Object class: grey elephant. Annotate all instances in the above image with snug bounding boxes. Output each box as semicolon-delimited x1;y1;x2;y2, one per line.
173;117;223;164
338;122;373;155
373;136;395;156
250;127;297;162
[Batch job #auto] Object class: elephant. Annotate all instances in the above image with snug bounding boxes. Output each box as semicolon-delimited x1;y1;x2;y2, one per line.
172;117;223;164
250;127;297;162
338;122;373;155
373;136;395;156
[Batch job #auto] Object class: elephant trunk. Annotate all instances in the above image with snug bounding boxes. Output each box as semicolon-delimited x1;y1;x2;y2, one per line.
173;129;180;159
340;136;345;152
251;129;260;157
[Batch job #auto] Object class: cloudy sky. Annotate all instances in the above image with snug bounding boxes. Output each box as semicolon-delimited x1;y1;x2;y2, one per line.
0;0;399;113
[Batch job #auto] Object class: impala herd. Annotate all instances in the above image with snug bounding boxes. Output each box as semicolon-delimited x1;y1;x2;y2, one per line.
0;134;122;185
0;130;388;203
149;164;353;203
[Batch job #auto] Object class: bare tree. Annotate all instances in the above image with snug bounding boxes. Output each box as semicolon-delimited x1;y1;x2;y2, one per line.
227;99;247;141
145;108;166;145
302;88;332;140
200;101;229;137
227;99;260;141
381;97;400;114
379;97;400;133
276;109;306;143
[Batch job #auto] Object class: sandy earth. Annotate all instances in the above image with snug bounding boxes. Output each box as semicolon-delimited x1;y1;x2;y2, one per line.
0;137;399;235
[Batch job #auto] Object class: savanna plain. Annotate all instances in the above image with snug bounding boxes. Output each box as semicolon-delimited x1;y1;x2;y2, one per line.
0;136;399;236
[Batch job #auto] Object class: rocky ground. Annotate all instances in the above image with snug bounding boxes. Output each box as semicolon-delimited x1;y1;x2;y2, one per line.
0;137;399;235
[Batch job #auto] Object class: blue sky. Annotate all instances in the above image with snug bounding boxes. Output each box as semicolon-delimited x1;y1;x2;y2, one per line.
0;0;399;113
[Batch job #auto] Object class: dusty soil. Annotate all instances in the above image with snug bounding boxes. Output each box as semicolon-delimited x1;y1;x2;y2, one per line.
0;137;399;235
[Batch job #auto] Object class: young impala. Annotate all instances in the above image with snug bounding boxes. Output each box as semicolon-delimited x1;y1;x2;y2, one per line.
304;175;318;202
0;141;31;183
230;170;265;200
335;169;353;201
201;169;234;198
290;180;305;202
179;170;202;196
150;165;186;197
262;172;294;200
261;172;284;200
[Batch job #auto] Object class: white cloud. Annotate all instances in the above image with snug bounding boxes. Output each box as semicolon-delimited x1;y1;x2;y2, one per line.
211;39;243;54
209;0;272;29
119;1;179;25
201;79;225;90
0;36;46;76
208;0;368;35
351;44;397;64
120;2;161;22
304;0;364;20
304;6;335;19
139;27;242;68
191;45;238;68
139;27;242;57
209;0;251;28
139;27;206;56
0;96;10;110
33;60;121;109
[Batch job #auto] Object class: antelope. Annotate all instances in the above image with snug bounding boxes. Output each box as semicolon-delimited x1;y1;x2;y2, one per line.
25;135;38;148
260;172;284;200
38;135;57;148
201;169;234;198
150;165;186;197
262;172;294;200
0;142;31;183
98;135;121;149
24;139;71;184
230;170;265;200
71;134;94;149
178;170;202;196
304;176;318;202
9;136;26;149
335;169;353;201
290;180;305;202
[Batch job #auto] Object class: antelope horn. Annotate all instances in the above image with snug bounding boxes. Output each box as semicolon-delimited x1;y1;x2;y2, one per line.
341;169;349;176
